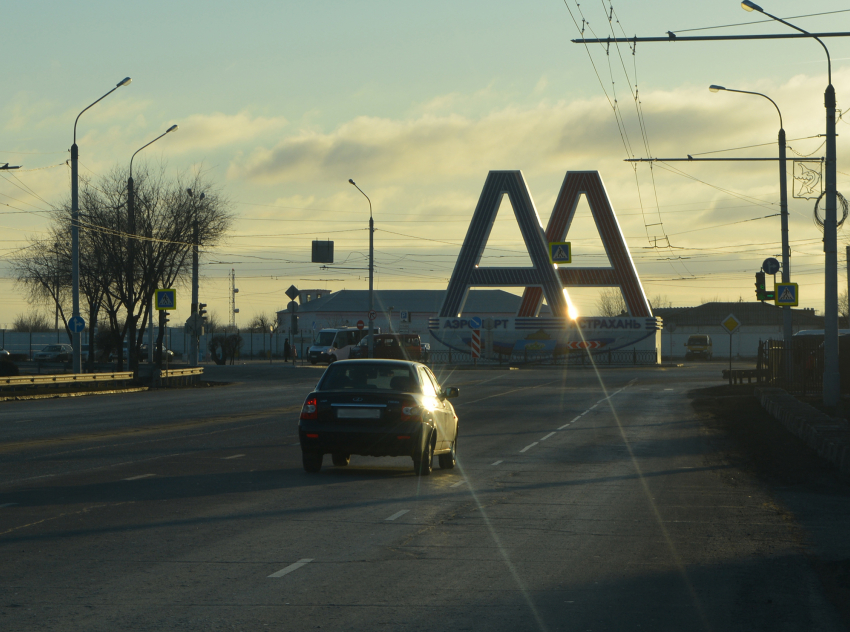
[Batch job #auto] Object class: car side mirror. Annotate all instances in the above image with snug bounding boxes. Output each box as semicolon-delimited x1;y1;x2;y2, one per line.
444;386;459;399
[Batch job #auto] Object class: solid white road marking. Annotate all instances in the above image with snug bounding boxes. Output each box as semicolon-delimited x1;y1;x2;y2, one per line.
491;460;503;466
450;480;466;487
124;474;156;481
222;454;245;460
519;442;538;453
385;510;409;521
268;559;313;578
0;503;17;508
540;432;556;441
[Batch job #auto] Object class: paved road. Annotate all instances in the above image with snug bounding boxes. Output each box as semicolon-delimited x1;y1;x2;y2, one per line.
0;364;845;630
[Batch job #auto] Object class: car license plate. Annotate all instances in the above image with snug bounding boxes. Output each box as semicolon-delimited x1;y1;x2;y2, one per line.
337;408;381;419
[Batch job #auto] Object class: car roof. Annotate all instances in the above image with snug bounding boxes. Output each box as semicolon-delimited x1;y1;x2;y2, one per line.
333;358;423;368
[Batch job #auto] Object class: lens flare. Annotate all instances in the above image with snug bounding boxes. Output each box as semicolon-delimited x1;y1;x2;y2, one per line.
563;289;579;320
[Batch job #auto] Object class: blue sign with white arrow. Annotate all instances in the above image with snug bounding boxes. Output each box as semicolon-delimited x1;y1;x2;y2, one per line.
68;315;86;333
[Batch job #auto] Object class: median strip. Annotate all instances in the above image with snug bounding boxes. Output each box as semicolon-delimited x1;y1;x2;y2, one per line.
268;559;313;578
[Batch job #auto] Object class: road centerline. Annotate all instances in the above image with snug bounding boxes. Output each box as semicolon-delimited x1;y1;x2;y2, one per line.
540;432;556;441
520;442;538;453
385;510;409;521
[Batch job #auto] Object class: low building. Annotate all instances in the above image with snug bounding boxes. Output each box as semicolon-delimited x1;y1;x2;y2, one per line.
654;302;836;360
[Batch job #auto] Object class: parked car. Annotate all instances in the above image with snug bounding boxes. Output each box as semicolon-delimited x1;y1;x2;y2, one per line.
308;327;370;364
350;334;422;361
33;344;73;362
298;359;459;475
684;335;712;360
140;344;175;363
108;346;129;362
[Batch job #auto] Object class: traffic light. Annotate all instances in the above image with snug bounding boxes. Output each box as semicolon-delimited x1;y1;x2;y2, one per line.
198;303;207;335
160;309;170;327
755;272;766;300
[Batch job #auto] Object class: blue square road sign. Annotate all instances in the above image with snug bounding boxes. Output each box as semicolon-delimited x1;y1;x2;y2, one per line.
775;283;798;307
155;288;177;310
549;242;571;264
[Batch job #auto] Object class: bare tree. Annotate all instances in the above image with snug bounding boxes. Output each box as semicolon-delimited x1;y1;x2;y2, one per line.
596;288;627;317
247;313;276;333
649;294;672;310
12;165;233;371
13;312;53;332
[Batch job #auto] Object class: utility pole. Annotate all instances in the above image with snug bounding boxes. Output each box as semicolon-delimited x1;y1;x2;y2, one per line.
230;269;239;330
187;189;203;366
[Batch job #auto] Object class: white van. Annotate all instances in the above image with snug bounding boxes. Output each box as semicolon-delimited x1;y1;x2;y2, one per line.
308;327;374;364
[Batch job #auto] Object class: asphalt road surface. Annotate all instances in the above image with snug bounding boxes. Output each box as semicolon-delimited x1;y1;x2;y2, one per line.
1;363;847;631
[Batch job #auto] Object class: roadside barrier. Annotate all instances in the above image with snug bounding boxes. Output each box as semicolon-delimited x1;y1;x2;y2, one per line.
0;371;135;397
156;366;204;387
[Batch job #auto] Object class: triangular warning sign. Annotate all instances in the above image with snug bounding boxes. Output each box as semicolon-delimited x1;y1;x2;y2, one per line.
779;287;794;302
553;246;568;260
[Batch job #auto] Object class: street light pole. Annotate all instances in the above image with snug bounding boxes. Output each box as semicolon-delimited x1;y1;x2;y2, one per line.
127;125;178;372
349;179;374;359
187;189;204;367
742;0;839;405
709;84;793;384
70;77;132;373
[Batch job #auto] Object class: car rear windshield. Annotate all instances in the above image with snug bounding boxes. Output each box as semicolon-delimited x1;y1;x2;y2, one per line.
687;336;709;345
318;363;418;392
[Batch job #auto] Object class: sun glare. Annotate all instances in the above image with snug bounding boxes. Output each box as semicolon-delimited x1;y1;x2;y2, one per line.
563;289;579;320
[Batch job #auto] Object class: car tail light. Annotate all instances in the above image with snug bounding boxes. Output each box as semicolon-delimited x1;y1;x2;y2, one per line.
397;435;410;440
400;403;421;422
300;396;318;420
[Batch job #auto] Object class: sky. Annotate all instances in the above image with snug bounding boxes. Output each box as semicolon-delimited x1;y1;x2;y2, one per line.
2;0;850;329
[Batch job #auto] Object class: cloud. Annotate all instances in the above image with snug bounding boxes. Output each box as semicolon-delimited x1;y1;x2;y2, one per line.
167;111;289;153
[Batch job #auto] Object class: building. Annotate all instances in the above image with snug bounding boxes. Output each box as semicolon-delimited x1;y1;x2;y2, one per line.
654;302;838;360
277;289;549;349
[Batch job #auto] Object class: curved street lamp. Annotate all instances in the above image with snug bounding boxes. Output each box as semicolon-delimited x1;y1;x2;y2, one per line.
70;76;132;373
710;84;792;382
126;124;178;371
349;179;374;359
740;1;840;406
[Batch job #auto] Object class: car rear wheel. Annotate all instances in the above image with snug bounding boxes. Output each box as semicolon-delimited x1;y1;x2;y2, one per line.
438;437;457;470
328;355;337;364
331;453;350;466
413;434;434;476
302;451;323;473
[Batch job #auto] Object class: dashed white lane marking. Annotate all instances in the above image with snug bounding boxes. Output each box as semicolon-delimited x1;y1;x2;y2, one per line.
664;388;674;391
385;510;409;521
559;416;581;430
222;454;245;460
519;442;538;453
268;558;313;578
540;432;556;441
124;474;156;481
491;460;503;466
450;480;466;487
14;419;34;424
0;503;17;508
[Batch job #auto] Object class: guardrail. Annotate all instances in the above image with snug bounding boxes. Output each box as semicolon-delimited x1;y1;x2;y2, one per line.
156;366;204;387
427;349;659;367
0;371;135;397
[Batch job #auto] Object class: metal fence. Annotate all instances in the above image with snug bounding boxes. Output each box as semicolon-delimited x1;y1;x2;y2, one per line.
427;348;658;367
759;338;836;396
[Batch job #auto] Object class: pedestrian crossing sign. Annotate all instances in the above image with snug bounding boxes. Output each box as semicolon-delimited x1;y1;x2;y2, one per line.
155;288;176;310
774;282;798;307
549;241;571;264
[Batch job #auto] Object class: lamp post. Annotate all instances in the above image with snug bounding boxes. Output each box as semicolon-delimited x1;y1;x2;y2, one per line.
349;179;374;359
187;188;205;367
127;124;178;371
709;84;793;383
70;76;132;373
741;0;839;405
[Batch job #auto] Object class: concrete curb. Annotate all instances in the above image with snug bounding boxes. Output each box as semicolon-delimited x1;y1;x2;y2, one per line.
754;387;850;476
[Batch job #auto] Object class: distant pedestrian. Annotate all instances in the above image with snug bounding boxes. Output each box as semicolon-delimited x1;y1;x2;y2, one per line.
284;338;291;363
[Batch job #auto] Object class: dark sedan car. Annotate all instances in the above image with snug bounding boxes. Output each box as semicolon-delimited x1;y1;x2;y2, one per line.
298;359;459;475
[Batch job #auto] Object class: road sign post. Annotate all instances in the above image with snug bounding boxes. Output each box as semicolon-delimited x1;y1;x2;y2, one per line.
721;313;742;378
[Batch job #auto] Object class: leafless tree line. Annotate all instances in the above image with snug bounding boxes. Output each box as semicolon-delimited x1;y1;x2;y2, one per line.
11;165;233;370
